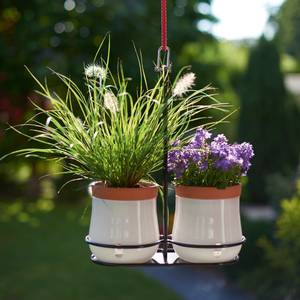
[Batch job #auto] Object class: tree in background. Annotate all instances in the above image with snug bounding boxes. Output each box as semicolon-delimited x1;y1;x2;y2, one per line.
238;37;300;203
0;0;215;97
276;0;300;62
240;181;300;300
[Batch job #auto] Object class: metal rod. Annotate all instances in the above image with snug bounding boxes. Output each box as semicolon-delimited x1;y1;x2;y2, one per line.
155;47;171;263
162;70;169;264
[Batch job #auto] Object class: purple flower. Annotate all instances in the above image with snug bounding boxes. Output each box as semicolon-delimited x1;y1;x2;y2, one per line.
187;127;211;149
167;139;209;179
213;134;228;144
214;158;231;171
168;129;254;186
214;150;242;171
174;161;187;178
210;135;251;172
232;142;254;175
167;149;189;179
210;134;230;159
182;149;202;163
167;149;181;172
199;161;208;171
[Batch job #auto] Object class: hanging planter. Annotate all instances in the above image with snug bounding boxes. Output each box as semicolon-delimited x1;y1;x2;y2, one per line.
1;0;256;265
168;128;254;263
2;38;229;264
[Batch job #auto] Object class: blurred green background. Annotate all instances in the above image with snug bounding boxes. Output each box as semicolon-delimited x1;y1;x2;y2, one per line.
1;0;300;299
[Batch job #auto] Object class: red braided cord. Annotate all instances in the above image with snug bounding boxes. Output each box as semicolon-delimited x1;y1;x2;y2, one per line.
161;0;167;51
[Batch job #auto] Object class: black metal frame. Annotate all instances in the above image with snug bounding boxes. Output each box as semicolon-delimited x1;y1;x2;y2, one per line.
85;235;246;266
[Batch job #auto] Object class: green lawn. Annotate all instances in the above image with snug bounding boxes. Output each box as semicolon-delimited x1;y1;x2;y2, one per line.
0;202;181;300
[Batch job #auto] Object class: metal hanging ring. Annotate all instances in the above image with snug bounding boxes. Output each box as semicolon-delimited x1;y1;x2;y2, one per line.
155;46;172;72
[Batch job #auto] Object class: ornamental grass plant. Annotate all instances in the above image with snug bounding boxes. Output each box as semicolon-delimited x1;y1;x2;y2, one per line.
3;41;229;188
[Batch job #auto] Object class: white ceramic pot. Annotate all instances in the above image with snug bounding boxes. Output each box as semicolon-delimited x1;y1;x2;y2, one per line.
172;185;243;263
88;182;160;264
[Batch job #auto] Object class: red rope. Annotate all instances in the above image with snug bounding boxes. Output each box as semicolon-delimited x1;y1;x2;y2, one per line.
161;0;167;51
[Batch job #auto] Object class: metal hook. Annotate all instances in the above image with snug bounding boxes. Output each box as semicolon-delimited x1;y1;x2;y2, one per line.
155;46;172;72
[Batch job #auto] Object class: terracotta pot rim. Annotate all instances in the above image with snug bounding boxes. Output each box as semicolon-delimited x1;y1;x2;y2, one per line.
175;184;241;200
90;181;158;201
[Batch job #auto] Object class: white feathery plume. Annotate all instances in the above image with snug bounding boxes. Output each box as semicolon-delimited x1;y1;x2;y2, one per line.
84;64;106;79
45;117;52;128
104;91;119;114
173;72;196;97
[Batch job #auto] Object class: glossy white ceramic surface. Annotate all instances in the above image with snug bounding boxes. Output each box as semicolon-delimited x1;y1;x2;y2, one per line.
89;197;159;264
172;195;243;263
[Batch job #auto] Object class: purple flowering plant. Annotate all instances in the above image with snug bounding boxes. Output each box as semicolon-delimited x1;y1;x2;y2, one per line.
168;128;254;189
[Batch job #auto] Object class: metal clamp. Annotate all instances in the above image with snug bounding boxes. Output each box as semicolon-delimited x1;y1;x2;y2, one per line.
155;46;172;72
